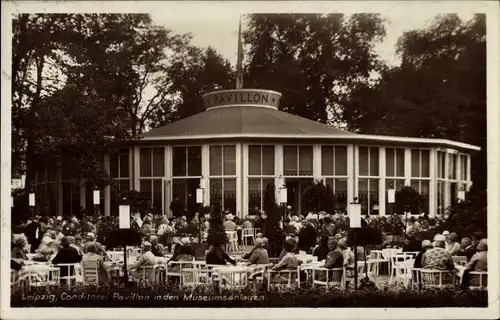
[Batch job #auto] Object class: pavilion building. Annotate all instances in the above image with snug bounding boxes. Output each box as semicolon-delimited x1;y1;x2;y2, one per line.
33;89;479;218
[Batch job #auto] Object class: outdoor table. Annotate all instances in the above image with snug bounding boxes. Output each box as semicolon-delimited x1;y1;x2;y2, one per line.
18;262;52;283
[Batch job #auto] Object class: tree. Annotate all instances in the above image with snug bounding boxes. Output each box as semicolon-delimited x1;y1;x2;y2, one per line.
12;14;197;193
207;182;227;245
342;14;486;189
394;186;425;215
302;180;336;214
243;13;386;125
148;46;235;127
262;183;283;257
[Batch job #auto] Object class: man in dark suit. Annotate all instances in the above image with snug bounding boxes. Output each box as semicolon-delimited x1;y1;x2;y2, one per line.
457;237;476;261
51;236;82;284
24;217;40;253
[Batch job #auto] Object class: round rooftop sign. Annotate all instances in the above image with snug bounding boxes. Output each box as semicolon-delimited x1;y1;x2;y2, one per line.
203;89;282;110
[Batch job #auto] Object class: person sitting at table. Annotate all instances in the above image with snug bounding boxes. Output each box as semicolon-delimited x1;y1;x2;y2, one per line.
66;236;83;256
320;216;335;237
469;239;487;271
51;236;82;285
471;232;484;249
84;233;106;256
82;242;109;284
421;234;455;284
140;216;154;237
169;237;194;267
128;241;157;281
422;235;455;271
445;232;461;256
74;234;84;252
414;240;433;268
32;244;55;262
223;213;237;232
272;240;298;271
11;236;29;261
205;242;237;266
313;236;329;262
241;217;253;229
261;237;269;249
150;235;164;257
463;239;487;287
247;238;269;265
457;237;476;261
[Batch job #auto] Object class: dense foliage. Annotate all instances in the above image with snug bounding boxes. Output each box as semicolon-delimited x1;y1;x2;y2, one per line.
342;14;486;189
262;183;284;257
207;183;227;245
11;283;487;308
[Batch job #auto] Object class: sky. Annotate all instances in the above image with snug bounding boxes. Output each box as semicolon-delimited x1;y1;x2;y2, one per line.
150;12;475;68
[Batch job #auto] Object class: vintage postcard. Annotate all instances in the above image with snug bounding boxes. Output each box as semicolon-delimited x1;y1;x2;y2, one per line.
1;1;499;319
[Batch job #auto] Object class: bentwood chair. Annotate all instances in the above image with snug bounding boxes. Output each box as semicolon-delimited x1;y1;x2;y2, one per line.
311;267;344;290
468;271;488;290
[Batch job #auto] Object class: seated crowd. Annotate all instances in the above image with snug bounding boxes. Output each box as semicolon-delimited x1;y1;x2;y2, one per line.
11;208;488;289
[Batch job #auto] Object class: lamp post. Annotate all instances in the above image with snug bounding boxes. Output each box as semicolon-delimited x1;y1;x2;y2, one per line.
404;204;410;240
93;187;100;220
119;197;131;285
279;183;287;227
196;183;204;243
28;190;35;218
457;187;465;202
349;197;361;289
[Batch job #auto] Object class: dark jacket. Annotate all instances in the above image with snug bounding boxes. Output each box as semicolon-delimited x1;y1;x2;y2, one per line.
457;247;476;261
313;245;329;262
51;246;82;278
243;247;256;260
205;246;236;265
170;245;194;261
413;250;425;268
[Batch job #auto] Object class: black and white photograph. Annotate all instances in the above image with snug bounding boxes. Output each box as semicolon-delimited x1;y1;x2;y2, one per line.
1;1;499;319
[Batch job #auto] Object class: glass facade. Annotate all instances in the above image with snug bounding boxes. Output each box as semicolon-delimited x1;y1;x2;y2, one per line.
139;147;165;213
284;146;313;176
248;145;275;212
35;141;472;218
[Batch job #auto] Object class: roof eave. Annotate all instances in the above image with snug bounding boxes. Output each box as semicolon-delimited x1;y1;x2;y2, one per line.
136;133;480;151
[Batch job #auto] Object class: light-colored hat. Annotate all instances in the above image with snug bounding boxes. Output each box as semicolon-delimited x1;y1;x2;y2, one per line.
434;234;446;242
56;216;62;221
442;230;450;236
256;232;263;238
142;241;152;248
421;240;432;248
180;237;191;246
225;213;234;220
13;236;27;246
291;216;299;222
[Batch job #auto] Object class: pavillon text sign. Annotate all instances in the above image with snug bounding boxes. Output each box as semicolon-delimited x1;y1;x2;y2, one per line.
203;89;282;109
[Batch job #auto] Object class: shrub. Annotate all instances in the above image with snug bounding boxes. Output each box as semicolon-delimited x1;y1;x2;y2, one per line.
207;183;227;245
11;283;488;308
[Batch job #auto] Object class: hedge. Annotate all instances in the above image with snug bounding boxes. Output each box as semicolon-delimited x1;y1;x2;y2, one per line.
11;283;487;308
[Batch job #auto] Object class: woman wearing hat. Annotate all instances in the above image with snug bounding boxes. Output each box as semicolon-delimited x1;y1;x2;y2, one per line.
11;235;29;260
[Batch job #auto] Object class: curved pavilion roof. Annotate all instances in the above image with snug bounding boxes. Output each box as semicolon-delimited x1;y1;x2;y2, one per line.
141;105;355;138
139;89;480;152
